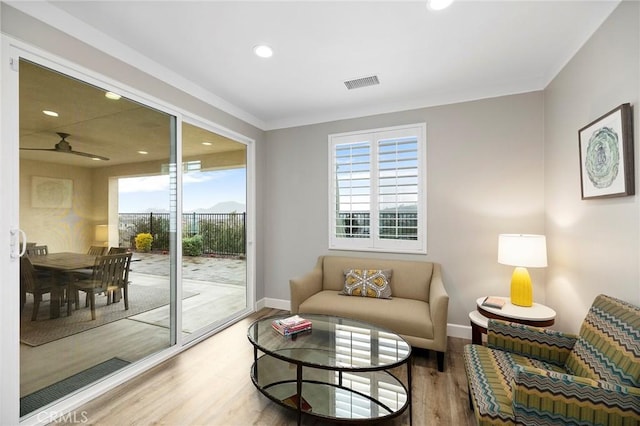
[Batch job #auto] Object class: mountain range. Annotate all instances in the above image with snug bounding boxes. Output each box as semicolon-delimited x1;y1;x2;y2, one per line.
131;201;246;214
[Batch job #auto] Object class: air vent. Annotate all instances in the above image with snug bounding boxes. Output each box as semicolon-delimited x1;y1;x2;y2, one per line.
344;75;380;90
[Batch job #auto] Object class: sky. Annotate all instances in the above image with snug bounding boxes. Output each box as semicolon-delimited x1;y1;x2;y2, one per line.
118;168;246;212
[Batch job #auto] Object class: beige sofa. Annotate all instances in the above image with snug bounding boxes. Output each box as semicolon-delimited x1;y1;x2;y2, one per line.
289;255;449;371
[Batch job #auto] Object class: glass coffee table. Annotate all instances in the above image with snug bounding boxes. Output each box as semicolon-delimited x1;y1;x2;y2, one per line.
247;314;412;425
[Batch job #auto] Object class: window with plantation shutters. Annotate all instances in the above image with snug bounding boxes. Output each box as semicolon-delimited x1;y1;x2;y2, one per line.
329;123;426;253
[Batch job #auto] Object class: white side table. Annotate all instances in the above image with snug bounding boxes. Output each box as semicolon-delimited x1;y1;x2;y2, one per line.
469;296;556;345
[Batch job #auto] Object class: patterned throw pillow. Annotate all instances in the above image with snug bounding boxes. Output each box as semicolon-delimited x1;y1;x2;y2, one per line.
342;269;393;299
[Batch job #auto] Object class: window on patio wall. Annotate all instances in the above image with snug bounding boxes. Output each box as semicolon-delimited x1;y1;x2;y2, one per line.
328;123;427;254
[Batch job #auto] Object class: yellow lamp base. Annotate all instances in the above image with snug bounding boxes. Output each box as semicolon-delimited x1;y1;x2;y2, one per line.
510;266;533;307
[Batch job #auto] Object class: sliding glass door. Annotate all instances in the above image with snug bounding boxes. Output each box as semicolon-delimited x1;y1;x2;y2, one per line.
18;59;176;417
180;122;248;339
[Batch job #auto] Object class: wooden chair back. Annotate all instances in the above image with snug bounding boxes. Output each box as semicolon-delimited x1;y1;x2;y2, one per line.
20;256;38;294
107;247;128;254
20;256;53;320
90;253;132;291
26;245;48;256
87;245;107;256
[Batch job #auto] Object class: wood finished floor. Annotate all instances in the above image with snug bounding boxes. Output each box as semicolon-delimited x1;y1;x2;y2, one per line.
54;308;476;426
21;271;245;397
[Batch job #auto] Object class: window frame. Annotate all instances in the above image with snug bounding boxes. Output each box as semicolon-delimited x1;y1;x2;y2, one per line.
328;123;427;254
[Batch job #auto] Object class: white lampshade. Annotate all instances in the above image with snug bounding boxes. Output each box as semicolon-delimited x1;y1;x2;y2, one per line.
95;224;108;242
498;234;547;268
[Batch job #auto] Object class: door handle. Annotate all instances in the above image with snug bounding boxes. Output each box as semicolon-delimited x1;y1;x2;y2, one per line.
10;228;27;259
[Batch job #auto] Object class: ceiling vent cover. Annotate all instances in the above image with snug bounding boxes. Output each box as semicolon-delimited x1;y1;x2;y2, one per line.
344;75;380;90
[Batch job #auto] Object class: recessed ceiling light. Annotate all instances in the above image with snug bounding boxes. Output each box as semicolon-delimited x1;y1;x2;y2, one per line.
427;0;454;11
253;45;273;58
105;91;121;100
202;142;212;146
137;151;148;155
91;157;102;161
42;110;58;117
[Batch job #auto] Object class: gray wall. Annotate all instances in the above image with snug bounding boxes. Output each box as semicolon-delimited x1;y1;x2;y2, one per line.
544;0;640;332
264;92;545;327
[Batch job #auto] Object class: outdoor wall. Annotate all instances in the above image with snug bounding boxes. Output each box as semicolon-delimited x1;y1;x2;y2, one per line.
544;1;640;332
20;159;94;253
264;91;545;330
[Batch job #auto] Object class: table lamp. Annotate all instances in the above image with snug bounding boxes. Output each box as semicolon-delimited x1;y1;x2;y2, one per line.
95;224;108;246
497;234;547;307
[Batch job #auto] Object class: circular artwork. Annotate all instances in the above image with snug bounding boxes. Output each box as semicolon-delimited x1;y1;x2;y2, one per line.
584;126;619;189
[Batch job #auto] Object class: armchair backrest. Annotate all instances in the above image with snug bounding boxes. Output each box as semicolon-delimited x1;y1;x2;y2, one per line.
564;294;640;387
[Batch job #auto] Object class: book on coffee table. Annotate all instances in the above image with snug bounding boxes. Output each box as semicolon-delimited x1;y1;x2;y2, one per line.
282;394;312;412
271;315;312;336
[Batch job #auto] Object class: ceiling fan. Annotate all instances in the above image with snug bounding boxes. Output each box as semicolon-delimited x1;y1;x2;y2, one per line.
20;132;109;161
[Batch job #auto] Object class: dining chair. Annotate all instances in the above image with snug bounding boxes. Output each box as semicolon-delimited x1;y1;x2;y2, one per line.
26;245;48;256
20;256;55;321
87;245;107;256
73;246;109;281
107;247;128;254
70;253;132;320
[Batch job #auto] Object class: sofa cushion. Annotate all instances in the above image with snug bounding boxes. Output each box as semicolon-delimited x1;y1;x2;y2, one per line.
564;294;640;387
342;269;392;298
322;256;433;301
298;290;434;340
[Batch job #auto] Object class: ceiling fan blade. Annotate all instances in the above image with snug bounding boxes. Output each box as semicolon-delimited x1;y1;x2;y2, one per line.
20;148;58;152
22;133;109;161
70;150;110;161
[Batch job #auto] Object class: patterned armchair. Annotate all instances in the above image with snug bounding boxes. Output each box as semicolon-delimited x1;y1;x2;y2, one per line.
463;294;639;425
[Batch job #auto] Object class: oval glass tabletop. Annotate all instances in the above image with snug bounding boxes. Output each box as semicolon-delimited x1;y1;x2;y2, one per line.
247;314;411;371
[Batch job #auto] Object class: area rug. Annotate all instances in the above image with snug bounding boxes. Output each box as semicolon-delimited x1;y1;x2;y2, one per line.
21;285;197;346
20;357;130;416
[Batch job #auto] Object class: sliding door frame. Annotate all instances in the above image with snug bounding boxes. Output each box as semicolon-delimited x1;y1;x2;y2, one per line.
0;35;256;426
181;115;256;343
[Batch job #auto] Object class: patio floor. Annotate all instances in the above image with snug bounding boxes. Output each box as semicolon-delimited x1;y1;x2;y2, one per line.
131;252;246;286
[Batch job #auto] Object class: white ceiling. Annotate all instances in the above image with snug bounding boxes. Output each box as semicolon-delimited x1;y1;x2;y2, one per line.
12;1;620;130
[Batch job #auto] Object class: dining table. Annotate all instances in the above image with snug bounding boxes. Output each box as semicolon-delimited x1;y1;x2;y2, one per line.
28;252;98;319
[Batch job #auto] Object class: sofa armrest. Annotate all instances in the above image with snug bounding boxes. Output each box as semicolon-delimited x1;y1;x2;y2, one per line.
429;263;449;353
488;319;578;366
289;266;323;314
513;365;640;424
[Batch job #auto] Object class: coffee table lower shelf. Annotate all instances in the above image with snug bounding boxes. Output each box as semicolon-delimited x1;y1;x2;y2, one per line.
250;354;409;424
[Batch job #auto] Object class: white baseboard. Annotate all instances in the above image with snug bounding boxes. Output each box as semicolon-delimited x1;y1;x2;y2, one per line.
258;298;473;340
257;297;290;312
448;323;471;340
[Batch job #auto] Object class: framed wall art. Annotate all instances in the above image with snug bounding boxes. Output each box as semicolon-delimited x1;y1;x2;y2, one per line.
31;176;73;208
579;103;634;199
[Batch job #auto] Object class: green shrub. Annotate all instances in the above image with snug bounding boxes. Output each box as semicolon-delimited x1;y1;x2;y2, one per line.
135;232;153;252
183;234;203;256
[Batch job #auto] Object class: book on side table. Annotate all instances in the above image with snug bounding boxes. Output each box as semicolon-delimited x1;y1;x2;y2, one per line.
272;315;312;336
482;296;506;309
